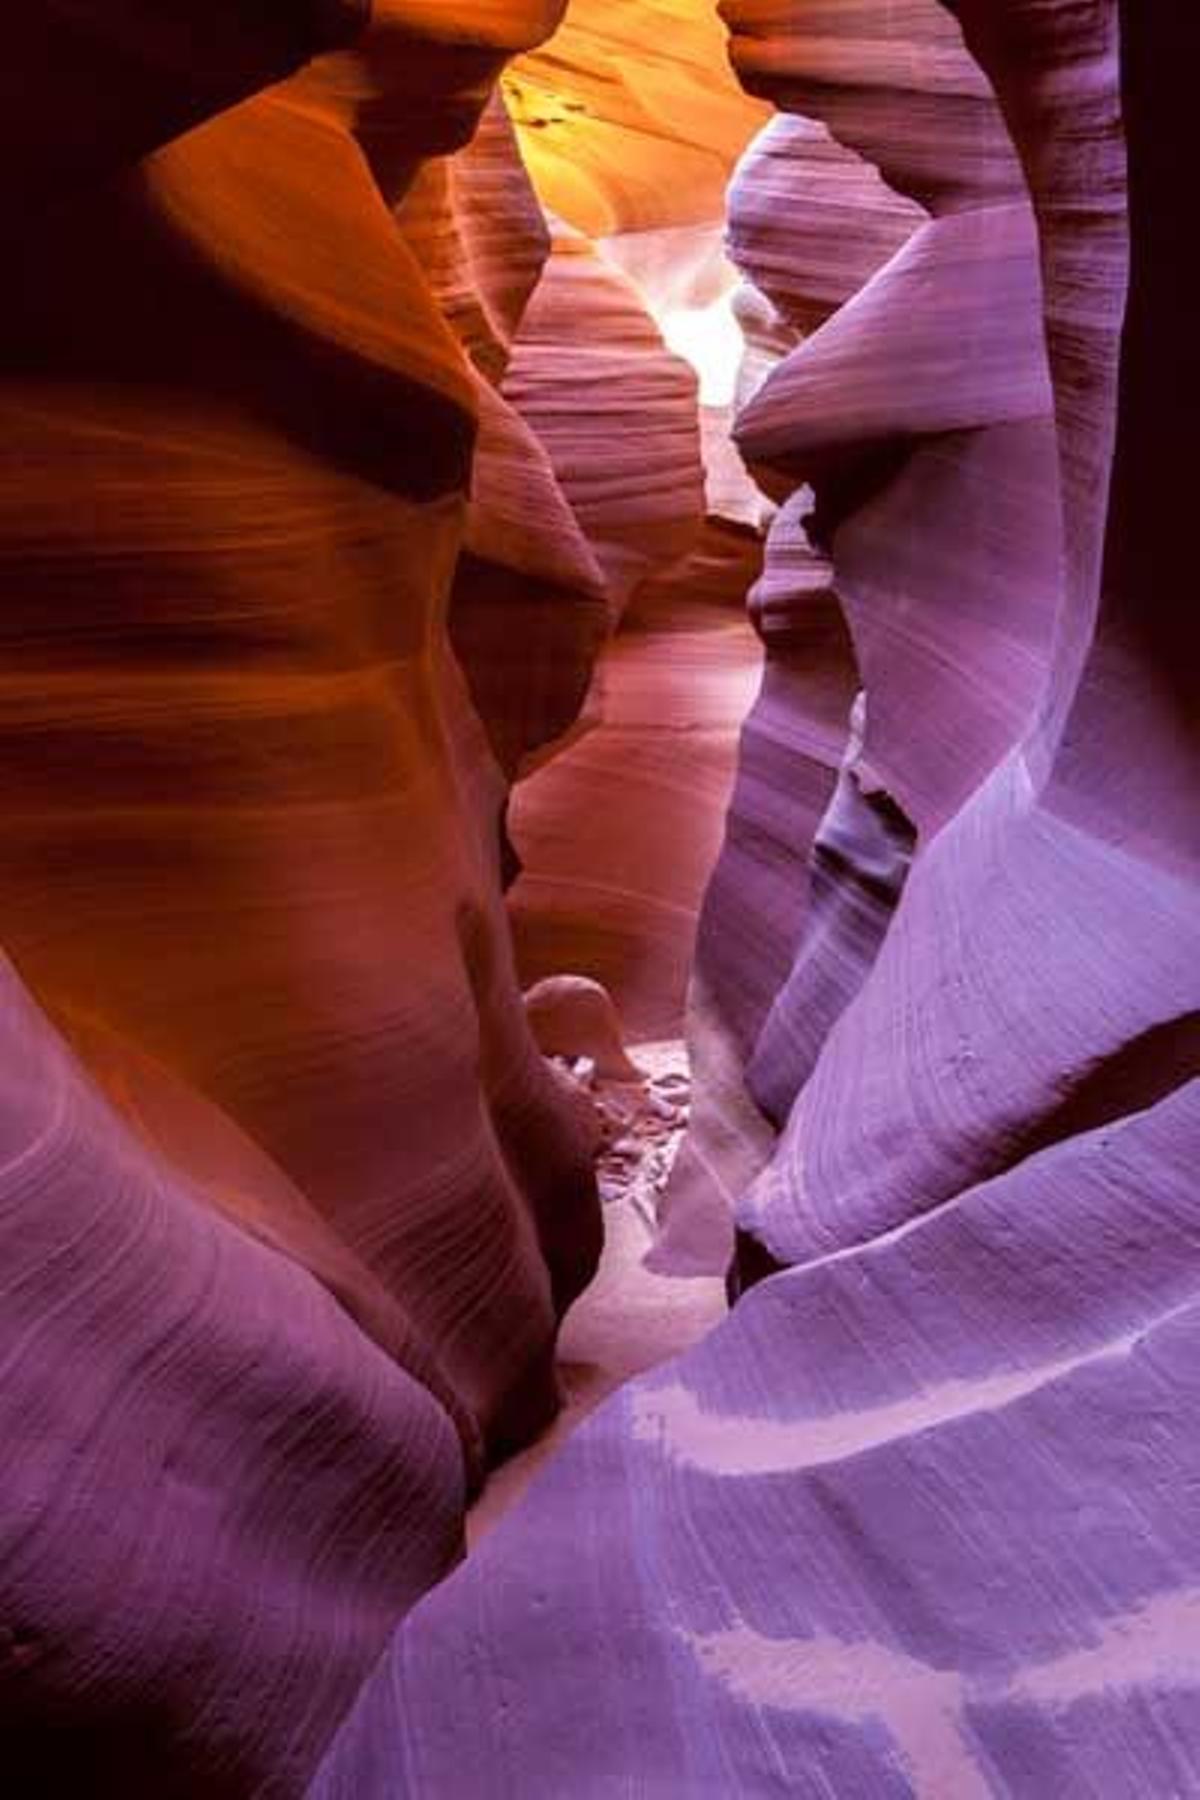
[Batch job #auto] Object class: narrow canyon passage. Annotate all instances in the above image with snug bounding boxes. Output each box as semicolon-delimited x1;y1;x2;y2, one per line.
472;10;773;1525
480;529;767;1532
510;527;764;1045
322;2;1200;1789
1;3;1197;1797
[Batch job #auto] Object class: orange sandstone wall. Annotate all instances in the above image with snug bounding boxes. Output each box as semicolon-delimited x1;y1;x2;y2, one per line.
0;5;603;1790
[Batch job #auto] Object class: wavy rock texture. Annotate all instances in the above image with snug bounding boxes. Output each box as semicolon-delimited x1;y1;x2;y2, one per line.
0;955;463;1797
663;0;1062;1269
652;492;861;1271
509;519;764;1041
502;0;769;583
501;219;707;621
312;1;1200;1793
396;97;611;777
506;0;767;235
413;19;748;806
0;3;606;1789
493;3;767;1032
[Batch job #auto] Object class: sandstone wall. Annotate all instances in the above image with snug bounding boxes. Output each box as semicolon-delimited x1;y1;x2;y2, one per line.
311;4;1200;1793
0;5;607;1789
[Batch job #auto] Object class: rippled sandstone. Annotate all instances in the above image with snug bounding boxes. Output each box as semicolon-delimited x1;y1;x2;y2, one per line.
0;4;603;1790
311;3;1200;1794
5;2;1197;1795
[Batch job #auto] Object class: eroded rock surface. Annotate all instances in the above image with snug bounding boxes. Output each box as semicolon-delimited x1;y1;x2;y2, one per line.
311;3;1200;1794
5;1;1197;1794
0;4;605;1789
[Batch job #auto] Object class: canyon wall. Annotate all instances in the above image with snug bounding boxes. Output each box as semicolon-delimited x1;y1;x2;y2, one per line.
0;4;615;1790
3;1;766;1780
661;0;1062;1271
500;0;768;1035
4;1;1196;1793
398;93;611;779
312;1;1200;1793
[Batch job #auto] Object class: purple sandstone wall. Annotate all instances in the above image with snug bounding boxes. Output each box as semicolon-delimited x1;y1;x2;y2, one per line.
0;1;1195;1792
309;1;1200;1792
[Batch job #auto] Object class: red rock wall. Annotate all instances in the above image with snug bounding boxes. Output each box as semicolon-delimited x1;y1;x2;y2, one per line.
493;0;767;1033
397;96;612;778
7;3;1197;1793
310;3;1200;1794
0;5;605;1789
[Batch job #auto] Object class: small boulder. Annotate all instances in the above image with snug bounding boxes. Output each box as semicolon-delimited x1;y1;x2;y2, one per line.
523;975;644;1081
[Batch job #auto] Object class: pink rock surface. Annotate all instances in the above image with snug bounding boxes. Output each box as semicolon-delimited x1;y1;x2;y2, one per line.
509;527;763;1042
502;219;707;619
0;954;463;1795
669;0;1064;1270
1;5;603;1787
398;97;611;776
506;0;768;235
311;3;1200;1794
7;1;1198;1793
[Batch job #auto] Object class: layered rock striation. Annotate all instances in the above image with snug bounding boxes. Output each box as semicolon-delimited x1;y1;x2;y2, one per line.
312;2;1200;1793
0;4;609;1789
6;1;1198;1794
396;95;612;778
664;0;1065;1269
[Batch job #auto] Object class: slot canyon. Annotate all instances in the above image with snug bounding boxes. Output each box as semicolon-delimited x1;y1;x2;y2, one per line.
1;0;1197;1793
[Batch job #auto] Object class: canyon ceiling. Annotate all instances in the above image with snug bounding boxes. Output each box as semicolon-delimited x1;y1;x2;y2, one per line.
1;1;1197;1796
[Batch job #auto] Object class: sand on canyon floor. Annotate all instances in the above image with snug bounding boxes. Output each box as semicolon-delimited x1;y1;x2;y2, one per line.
468;1041;727;1542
